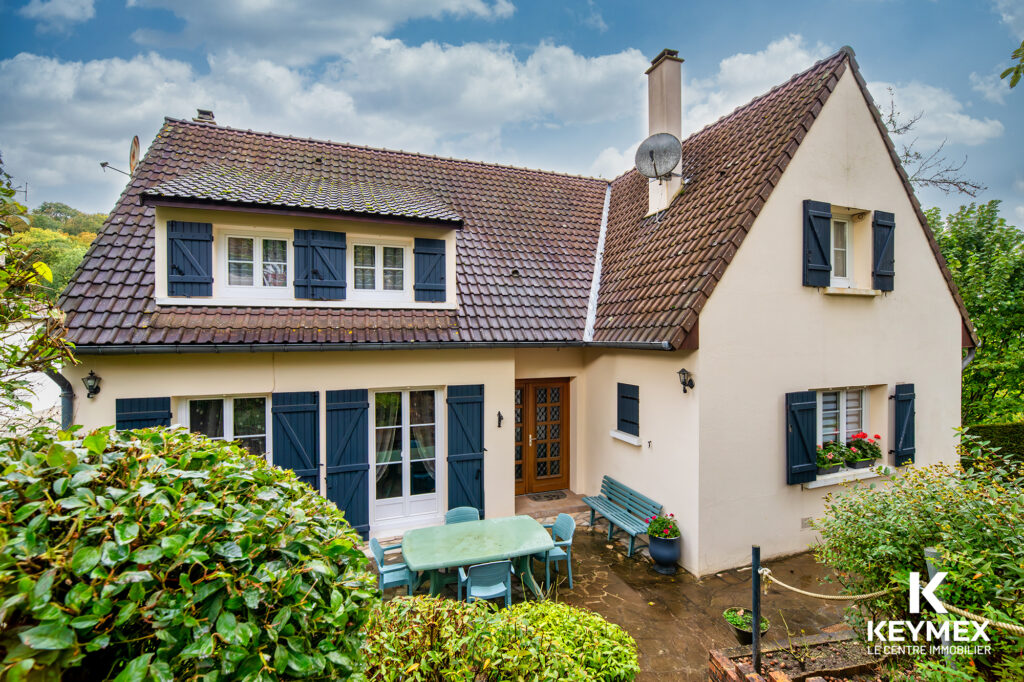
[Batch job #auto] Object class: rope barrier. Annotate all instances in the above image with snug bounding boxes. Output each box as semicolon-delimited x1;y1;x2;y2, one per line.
758;568;1024;636
940;601;1024;637
758;567;892;601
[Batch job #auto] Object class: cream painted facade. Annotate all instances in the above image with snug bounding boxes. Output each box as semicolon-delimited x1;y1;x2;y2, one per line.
64;67;965;576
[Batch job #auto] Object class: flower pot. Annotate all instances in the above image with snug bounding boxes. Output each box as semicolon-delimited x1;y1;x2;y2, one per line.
723;608;769;646
648;535;681;575
848;458;876;470
817;464;842;475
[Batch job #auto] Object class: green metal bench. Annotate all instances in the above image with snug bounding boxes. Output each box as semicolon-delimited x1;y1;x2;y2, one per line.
582;475;663;557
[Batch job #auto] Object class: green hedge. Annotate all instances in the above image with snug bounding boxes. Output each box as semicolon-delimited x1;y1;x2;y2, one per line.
0;426;377;681
963;423;1024;474
363;596;639;681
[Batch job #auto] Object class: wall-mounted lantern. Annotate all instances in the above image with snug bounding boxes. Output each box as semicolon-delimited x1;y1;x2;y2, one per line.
81;370;102;399
677;368;695;394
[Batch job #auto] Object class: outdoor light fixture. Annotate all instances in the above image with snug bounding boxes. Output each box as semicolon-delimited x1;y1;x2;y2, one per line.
497;411;504;428
677;368;695;393
81;371;101;398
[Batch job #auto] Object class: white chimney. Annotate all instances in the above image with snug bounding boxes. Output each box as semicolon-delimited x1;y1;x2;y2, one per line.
645;49;683;215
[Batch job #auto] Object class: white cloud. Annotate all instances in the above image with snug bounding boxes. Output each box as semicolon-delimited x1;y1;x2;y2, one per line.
1015;205;1024;225
866;80;1004;147
18;0;94;32
128;0;517;66
993;0;1024;39
581;0;608;32
970;71;1011;104
588;142;638;179
683;34;833;134
0;40;646;212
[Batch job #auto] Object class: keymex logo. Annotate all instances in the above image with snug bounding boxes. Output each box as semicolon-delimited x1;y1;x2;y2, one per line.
866;571;990;658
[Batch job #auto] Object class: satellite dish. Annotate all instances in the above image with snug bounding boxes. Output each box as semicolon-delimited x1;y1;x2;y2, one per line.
129;135;140;174
634;132;681;179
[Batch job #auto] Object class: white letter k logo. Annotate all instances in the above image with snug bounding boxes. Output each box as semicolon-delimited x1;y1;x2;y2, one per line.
909;571;947;614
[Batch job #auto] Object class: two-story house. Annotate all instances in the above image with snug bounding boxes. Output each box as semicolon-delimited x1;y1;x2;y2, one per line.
59;47;975;575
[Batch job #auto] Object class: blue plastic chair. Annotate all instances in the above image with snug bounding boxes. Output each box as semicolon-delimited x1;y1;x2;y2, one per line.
445;506;480;524
370;538;416;596
532;513;576;591
458;560;514;608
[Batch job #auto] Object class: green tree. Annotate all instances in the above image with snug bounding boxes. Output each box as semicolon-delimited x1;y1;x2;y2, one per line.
0;156;76;430
927;201;1024;423
28;201;105;236
12;227;89;302
1001;39;1024;88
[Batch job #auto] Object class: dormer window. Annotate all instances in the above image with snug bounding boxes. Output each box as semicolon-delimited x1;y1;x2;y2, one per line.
227;236;289;289
830;218;851;287
350;241;412;300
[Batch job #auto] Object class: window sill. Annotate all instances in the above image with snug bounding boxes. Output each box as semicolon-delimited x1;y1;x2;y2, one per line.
822;287;881;297
156;296;457;310
610;430;642;447
802;465;891;490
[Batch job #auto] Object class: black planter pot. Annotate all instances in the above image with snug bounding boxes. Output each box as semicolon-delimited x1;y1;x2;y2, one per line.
649;535;681;575
848;458;876;470
723;609;770;645
817;464;842;475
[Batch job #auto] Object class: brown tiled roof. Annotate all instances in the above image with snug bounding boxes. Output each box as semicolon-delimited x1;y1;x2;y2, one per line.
143;163;463;224
595;48;976;347
62;47;975;351
61;120;607;347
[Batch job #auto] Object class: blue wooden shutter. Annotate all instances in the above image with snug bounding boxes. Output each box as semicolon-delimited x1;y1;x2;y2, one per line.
616;383;639;436
447;384;484;518
294;229;346;300
802;200;832;287
786;391;817;484
414;238;446;302
326;389;370;539
272;391;320;490
167;221;213;296
115;397;171;429
872;210;895;292
891;383;916;466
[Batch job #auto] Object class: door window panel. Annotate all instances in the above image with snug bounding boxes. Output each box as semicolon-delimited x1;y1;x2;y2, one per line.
189;399;224;438
233;397;267;455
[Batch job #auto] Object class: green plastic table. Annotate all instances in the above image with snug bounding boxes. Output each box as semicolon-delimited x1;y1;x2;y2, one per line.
402;515;555;598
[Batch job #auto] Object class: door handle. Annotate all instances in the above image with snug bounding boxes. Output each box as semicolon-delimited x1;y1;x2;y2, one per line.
529;434;534;446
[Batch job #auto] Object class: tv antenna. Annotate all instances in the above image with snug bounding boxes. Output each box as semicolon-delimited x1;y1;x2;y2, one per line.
634;132;682;181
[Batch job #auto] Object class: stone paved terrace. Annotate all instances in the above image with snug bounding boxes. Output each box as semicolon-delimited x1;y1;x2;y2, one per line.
371;512;848;681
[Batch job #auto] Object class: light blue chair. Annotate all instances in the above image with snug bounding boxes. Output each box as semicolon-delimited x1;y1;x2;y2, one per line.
458;560;514;608
533;513;576;591
370;538;416;596
445;506;480;524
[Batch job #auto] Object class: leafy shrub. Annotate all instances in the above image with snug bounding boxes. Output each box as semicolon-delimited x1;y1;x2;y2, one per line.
363;596;639;681
812;452;1024;680
0;426;377;681
962;423;1024;476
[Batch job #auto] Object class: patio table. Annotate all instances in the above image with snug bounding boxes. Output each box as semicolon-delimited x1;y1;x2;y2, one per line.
402;515;555;598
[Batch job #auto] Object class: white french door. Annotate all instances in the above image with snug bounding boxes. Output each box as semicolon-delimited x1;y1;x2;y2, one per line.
372;389;441;522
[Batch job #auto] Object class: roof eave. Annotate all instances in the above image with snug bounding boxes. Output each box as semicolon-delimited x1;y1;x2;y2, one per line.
141;195;464;229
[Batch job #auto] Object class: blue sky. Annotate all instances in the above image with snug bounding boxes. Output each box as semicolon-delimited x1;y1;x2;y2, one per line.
0;0;1021;223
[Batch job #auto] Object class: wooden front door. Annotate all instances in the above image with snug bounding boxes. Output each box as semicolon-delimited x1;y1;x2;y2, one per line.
515;379;570;495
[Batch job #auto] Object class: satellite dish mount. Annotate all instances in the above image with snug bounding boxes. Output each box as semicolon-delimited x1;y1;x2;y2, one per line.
634;132;682;182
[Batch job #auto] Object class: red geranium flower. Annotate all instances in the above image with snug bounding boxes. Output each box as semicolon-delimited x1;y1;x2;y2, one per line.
873;434;881;440
850;447;858;453
663;529;669;535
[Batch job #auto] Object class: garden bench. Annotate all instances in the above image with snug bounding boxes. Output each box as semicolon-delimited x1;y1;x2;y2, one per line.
582;476;662;557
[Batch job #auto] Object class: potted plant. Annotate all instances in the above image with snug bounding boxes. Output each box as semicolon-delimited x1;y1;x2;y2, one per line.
723;607;770;645
845;432;882;469
816;441;847;475
645;513;681;574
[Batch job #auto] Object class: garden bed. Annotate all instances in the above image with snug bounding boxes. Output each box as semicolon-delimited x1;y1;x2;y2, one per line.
711;632;884;681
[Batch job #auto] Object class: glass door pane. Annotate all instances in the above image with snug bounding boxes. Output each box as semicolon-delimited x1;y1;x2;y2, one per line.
190;399;224;439
409;390;436;496
375;392;403;499
233;397;266;455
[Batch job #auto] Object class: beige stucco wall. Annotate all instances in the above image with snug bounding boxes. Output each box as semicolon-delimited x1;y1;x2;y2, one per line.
576;347;702;571
64;349;516;528
153;206;458;308
694;68;963;574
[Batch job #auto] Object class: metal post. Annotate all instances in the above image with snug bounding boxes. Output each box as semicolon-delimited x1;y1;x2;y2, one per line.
752;545;761;675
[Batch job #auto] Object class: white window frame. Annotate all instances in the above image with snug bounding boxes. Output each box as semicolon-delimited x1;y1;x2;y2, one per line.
178;395;272;462
830;218;853;288
220;232;293;299
815;388;869;445
369;387;445;529
348;240;413;302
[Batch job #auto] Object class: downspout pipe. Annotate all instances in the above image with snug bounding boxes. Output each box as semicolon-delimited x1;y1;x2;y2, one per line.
45;370;74;430
961;346;976;371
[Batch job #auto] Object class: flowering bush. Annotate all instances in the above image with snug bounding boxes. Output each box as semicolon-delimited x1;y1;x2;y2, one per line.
644;513;679;539
845;432;882;462
816;440;849;468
